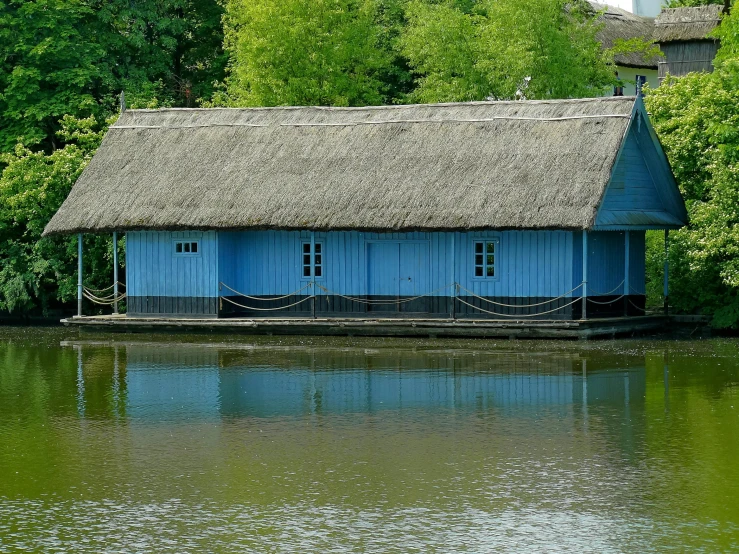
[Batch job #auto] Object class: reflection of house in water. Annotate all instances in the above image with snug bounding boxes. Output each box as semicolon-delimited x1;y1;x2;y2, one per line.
124;346;221;420
119;345;645;420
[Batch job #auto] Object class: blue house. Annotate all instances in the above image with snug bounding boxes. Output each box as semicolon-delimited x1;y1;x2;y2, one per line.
44;96;687;322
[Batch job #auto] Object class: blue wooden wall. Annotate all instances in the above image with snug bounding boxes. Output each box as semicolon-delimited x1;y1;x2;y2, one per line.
126;231;219;299
126;229;645;307
595;116;686;229
572;231;644;297
216;230;575;299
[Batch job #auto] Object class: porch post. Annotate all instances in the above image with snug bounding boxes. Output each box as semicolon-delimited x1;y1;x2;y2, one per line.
624;231;630;316
582;230;588;320
310;231;316;319
113;231;119;314
450;233;456;319
77;233;83;317
663;229;669;315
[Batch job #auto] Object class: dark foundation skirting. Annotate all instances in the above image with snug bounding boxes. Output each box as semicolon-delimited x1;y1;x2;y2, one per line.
127;295;647;319
216;295;647;320
127;296;218;318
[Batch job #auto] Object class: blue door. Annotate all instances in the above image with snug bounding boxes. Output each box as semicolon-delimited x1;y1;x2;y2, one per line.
367;241;429;313
367;242;400;297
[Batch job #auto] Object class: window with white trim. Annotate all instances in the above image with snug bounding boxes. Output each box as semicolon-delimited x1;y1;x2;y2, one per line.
473;240;496;278
174;240;199;256
302;241;323;279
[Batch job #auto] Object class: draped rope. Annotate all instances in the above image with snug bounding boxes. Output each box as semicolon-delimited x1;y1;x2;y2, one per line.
83;291;127;305
221;295;314;311
587;295;625;305
588;280;625;297
455;296;581;318
315;283;455;305
220;282;312;301
455;282;583;308
83;282;126;294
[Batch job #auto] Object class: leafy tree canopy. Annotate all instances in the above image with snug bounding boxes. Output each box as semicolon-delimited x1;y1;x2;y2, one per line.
645;7;739;327
398;0;621;102
0;116;118;314
217;0;408;107
0;0;225;153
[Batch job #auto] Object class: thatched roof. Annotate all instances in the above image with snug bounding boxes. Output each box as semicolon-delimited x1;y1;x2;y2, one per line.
590;2;659;69
654;5;723;43
45;97;641;235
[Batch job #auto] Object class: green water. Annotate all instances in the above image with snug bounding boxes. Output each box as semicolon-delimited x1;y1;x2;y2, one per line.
1;327;738;553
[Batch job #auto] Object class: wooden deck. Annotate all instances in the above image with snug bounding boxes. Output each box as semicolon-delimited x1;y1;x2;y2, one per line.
63;314;669;339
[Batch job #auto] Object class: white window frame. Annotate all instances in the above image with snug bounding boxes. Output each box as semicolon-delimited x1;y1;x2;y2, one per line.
173;239;200;257
472;238;499;281
300;240;324;280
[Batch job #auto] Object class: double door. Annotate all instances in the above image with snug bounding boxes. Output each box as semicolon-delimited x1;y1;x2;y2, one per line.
367;241;430;313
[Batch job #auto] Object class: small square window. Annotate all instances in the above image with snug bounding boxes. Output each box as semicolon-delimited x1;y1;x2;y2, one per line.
176;243;183;253
303;243;311;254
191;242;197;253
184;243;190;253
315;266;322;277
475;267;483;277
303;266;311;277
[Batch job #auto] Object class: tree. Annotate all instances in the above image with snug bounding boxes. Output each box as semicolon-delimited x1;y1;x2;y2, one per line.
0;116;123;315
645;9;739;327
0;0;225;153
399;0;620;102
217;0;405;107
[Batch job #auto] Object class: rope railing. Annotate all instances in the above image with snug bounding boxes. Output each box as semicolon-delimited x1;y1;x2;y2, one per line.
207;279;654;318
456;283;582;308
83;282;126;295
220;282;312;301
587;295;625;305
221;295;314;311
588;280;625;297
315;283;455;304
455;296;581;318
83;289;127;306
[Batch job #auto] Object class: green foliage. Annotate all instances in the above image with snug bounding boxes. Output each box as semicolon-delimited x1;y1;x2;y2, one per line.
0;0;225;153
399;0;618;102
218;0;405;107
645;58;739;327
0;117;123;315
667;0;725;6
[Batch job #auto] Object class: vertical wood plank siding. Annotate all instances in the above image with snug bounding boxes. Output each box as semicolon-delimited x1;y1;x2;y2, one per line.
126;229;646;318
127;231;219;316
218;230;574;298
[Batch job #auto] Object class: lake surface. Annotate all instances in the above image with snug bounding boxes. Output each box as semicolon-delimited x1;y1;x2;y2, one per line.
1;327;738;553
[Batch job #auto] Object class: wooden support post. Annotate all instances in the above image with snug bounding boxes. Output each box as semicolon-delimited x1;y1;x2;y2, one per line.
77;233;83;317
624;231;630;317
310;231;316;319
663;229;669;316
113;231;119;314
450;233;456;320
582;230;588;320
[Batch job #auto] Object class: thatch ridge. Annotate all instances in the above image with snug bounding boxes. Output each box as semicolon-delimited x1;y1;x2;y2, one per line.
589;2;659;69
44;97;637;236
654;5;723;43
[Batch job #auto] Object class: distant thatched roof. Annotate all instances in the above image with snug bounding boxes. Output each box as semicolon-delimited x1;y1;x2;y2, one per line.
590;2;659;69
654;5;723;43
45;98;641;236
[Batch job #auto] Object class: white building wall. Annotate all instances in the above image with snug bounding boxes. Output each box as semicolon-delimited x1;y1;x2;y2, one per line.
606;0;665;17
